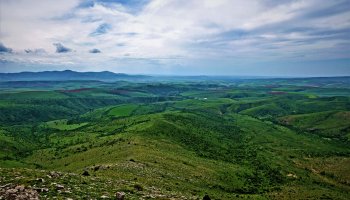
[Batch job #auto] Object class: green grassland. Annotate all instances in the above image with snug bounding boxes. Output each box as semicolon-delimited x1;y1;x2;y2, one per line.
45;119;88;131
108;104;139;117
0;78;350;199
278;111;350;141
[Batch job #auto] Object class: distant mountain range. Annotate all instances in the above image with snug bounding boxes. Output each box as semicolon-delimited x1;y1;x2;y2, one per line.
0;70;150;81
1;70;349;82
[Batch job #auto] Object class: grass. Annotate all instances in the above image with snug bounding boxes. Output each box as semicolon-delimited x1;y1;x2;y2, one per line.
0;78;349;199
279;111;350;141
0;90;68;100
45;119;88;131
107;104;138;117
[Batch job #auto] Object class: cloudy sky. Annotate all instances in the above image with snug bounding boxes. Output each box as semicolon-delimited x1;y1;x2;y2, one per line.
0;0;350;76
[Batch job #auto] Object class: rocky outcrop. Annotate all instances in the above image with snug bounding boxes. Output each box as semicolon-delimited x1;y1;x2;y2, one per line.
0;185;39;200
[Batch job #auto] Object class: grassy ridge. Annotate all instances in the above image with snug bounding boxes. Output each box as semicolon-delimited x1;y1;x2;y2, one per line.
278;111;350;141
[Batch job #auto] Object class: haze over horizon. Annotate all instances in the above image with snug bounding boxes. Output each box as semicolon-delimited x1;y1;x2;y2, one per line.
1;0;350;76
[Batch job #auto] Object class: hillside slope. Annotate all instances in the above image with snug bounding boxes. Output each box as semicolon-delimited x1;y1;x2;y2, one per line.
1;79;350;199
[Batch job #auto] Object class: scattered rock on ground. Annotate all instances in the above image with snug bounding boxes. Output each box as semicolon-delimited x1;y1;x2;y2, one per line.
35;178;45;183
287;173;298;178
94;165;101;171
0;185;39;200
82;170;90;176
49;171;61;178
116;191;125;200
33;187;49;193
56;184;64;190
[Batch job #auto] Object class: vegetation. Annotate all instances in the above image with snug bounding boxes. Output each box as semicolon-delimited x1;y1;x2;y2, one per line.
0;77;349;199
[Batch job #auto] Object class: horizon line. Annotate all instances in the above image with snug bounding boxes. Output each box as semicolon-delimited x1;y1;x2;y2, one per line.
1;69;350;79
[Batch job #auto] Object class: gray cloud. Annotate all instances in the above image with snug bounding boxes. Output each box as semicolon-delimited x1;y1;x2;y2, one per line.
89;48;101;53
24;48;47;54
53;43;72;53
0;43;13;53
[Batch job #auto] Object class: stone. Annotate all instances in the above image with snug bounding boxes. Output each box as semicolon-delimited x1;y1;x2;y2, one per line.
56;184;64;190
49;171;61;178
116;191;125;200
34;187;49;193
36;178;45;183
15;185;25;192
94;165;101;171
82;170;90;176
1;185;39;200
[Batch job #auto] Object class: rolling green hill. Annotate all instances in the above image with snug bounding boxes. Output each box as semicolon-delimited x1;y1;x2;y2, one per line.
278;111;350;141
0;77;349;199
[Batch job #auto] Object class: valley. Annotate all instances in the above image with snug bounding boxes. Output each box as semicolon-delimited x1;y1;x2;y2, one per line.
0;77;349;199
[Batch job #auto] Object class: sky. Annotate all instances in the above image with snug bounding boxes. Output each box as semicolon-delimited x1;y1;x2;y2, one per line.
0;0;350;76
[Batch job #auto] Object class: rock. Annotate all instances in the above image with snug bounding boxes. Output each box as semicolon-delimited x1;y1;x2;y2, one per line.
34;187;49;193
203;194;211;200
36;178;45;183
94;165;101;171
56;184;64;190
287;173;298;178
100;195;109;198
6;188;18;194
116;191;125;200
49;171;61;178
0;183;11;188
15;185;25;192
1;185;39;200
82;170;90;176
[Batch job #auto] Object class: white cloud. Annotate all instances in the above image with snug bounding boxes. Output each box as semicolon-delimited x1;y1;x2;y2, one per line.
0;0;349;73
